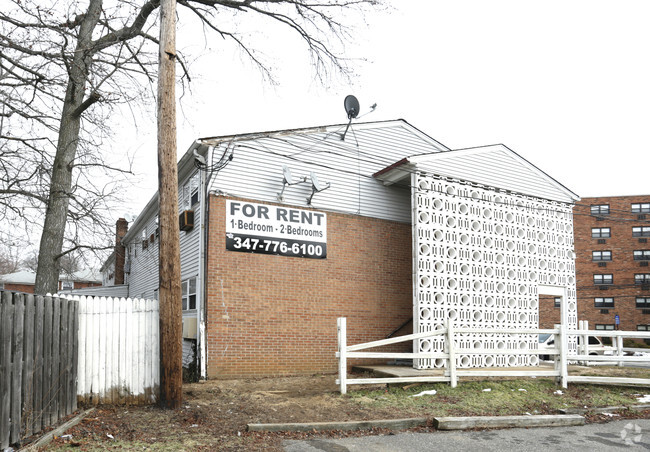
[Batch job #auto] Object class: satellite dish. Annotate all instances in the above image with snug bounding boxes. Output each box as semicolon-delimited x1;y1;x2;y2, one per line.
277;165;307;201
344;95;360;119
193;148;207;167
307;171;331;205
311;172;322;191
341;95;360;141
282;165;293;184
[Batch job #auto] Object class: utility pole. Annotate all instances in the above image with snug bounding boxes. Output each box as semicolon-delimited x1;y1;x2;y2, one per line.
157;0;182;408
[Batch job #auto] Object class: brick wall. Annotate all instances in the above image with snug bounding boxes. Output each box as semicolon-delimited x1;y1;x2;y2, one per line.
574;195;650;332
205;195;413;378
538;294;561;328
2;283;35;293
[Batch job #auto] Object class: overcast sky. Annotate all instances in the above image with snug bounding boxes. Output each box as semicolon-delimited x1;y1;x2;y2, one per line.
121;0;650;216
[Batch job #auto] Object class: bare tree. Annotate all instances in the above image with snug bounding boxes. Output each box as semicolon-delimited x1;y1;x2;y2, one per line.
0;243;21;274
0;0;379;294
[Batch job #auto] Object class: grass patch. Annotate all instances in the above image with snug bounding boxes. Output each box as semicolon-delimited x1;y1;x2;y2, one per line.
347;378;646;416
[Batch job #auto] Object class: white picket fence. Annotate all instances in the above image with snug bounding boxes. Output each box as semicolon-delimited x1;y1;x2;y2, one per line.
336;317;650;394
60;295;160;404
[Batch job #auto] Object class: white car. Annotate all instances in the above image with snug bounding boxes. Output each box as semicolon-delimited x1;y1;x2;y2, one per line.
538;334;614;361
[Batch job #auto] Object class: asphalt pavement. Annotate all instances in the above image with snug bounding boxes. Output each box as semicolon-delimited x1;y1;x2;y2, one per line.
283;418;650;451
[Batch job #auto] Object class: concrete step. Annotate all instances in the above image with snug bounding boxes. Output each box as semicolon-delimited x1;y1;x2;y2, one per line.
433;414;585;430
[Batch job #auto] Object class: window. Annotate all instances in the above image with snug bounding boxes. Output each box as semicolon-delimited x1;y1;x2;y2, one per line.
632;203;650;213
591;227;611;238
593;274;613;285
636;297;650;308
635;274;650;285
141;228;148;250
592;250;612;261
638;325;650;331
590;204;610;215
182;277;197;311
61;280;73;290
554;297;561;308
634;250;650;261
184;174;200;209
595;324;615;330
594;297;614;308
633;227;650;237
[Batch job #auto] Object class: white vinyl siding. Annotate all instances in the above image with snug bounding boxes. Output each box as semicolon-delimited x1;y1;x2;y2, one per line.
410;146;578;204
205;122;445;223
125;169;202;302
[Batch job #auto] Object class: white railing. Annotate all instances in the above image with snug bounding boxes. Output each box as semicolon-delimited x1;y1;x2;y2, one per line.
336;317;650;394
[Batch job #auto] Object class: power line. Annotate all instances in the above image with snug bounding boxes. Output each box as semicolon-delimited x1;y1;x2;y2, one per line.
212;140;650;225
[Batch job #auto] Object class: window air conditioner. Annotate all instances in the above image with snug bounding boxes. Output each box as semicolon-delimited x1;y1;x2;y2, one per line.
182;317;198;339
597;239;606;244
179;210;195;231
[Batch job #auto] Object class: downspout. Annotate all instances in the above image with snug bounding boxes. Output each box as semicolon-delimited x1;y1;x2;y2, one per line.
197;145;214;379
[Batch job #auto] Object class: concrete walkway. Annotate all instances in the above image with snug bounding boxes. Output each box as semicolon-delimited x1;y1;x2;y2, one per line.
284;418;650;451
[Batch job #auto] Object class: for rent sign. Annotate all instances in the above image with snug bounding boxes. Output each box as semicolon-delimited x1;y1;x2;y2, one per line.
225;200;327;258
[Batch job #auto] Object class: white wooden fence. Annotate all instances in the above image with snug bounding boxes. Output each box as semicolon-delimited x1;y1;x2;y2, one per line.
336;317;650;394
67;295;160;404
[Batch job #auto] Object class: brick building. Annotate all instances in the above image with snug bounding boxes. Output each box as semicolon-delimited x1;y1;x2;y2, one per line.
542;196;650;332
0;269;102;294
89;119;579;378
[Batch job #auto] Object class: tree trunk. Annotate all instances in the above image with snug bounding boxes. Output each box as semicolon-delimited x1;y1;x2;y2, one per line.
34;0;103;295
157;0;183;409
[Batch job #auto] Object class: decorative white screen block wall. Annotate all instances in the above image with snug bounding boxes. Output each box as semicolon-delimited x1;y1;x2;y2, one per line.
413;173;577;369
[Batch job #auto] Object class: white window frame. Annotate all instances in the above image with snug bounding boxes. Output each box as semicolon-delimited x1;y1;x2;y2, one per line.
182;277;197;311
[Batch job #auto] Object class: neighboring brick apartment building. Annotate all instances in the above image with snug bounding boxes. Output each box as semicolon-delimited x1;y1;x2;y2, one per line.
552;196;650;333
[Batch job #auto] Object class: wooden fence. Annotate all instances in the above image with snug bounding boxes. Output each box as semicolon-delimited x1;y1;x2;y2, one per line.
1;292;160;450
74;295;160;405
336;317;650;394
1;291;78;450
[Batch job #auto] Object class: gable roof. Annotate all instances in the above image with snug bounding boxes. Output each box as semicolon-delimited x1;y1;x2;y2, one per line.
198;119;450;152
0;269;101;285
0;270;36;284
374;144;580;203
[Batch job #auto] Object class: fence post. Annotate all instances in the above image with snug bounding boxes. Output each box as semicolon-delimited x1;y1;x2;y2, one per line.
446;320;457;388
616;335;624;367
582;320;589;366
553;324;560;373
337;317;347;395
559;323;568;389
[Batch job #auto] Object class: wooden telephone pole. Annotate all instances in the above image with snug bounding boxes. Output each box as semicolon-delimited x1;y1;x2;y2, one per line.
157;0;183;408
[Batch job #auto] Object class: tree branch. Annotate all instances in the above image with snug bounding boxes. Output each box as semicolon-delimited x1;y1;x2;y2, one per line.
70;92;101;118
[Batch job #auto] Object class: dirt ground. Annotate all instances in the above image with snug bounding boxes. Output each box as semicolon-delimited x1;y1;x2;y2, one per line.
32;368;650;451
37;374;406;451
